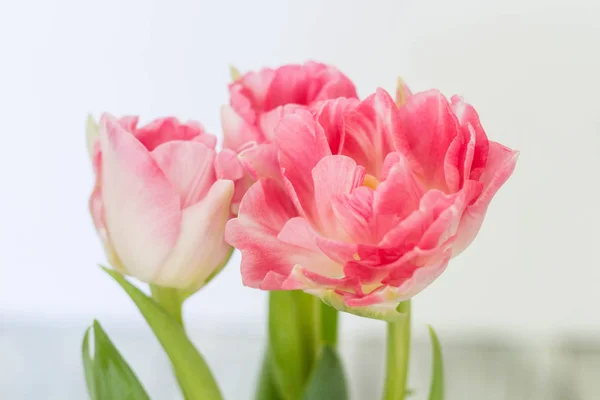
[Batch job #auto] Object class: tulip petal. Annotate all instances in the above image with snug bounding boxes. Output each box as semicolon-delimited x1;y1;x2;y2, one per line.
134;117;208;151
237;143;282;183
451;95;489;181
229;68;276;120
311;97;359;155
99;114;181;282
215;148;253;215
152;180;234;288
225;179;301;289
395;90;462;191
276;110;332;219
258;104;305;142
374;154;424;227
312;63;358;101
152;141;217;209
264;65;309;110
221;105;264;152
453;143;519;254
277;218;342;277
332;186;375;244
312;155;366;235
343;89;400;177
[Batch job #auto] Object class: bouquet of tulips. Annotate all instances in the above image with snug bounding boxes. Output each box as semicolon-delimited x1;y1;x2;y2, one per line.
83;61;518;400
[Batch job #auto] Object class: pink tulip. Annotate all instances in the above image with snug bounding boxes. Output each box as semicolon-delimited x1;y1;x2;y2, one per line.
225;87;518;318
218;61;358;214
88;114;235;289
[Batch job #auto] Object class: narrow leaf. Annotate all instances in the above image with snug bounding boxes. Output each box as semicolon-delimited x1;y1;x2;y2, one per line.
92;320;150;400
254;349;283;400
302;346;348;400
81;328;97;400
102;266;223;400
428;326;444;400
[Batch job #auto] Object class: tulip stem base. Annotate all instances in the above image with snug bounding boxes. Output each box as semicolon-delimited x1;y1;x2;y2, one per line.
382;300;411;400
150;285;185;327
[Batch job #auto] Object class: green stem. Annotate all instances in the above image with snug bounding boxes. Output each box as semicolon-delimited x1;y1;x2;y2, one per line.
382;300;411;400
150;285;184;327
320;302;339;347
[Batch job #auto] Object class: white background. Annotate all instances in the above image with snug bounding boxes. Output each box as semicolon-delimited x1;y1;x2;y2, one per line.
1;0;599;390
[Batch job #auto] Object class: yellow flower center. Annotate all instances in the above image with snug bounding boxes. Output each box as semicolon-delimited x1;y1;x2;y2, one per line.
362;174;380;190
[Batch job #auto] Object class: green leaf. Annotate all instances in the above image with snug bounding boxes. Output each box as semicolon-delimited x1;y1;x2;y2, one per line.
91;320;150;400
320;302;338;347
428;326;444;400
102;266;223;400
82;328;97;400
254;349;283;400
268;291;309;400
302;346;348;400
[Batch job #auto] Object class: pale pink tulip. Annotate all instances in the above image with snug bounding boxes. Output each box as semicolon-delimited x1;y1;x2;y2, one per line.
219;62;358;213
88;114;234;289
226;87;518;319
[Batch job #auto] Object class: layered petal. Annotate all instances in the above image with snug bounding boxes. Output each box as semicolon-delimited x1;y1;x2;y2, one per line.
151;180;234;289
395;90;463;191
311;155;366;236
451;95;489;182
452;143;519;254
99;114;181;282
343;89;401;177
310;97;359;155
229;68;275;121
134;117;209;151
227;179;331;289
221;105;264;152
214;148;252;215
152;141;217;209
276;110;332;220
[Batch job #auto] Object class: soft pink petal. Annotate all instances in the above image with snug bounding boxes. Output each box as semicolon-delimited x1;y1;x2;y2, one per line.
215;149;254;215
374;154;425;228
312;155;366;235
451;95;489;181
310;97;359;155
312;68;358;101
152;141;217;209
220;105;264;152
99;114;181;282
258;104;305;142
237;143;282;183
276;110;332;219
347;253;451;307
343;88;400;177
225;179;316;289
264;64;309;110
134;117;208;151
452;143;519;255
229;68;276;120
278;217;343;277
395;90;463;191
332;186;375;244
152;180;234;288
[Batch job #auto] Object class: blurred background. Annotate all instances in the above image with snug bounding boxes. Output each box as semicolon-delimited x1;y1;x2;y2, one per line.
1;0;599;398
